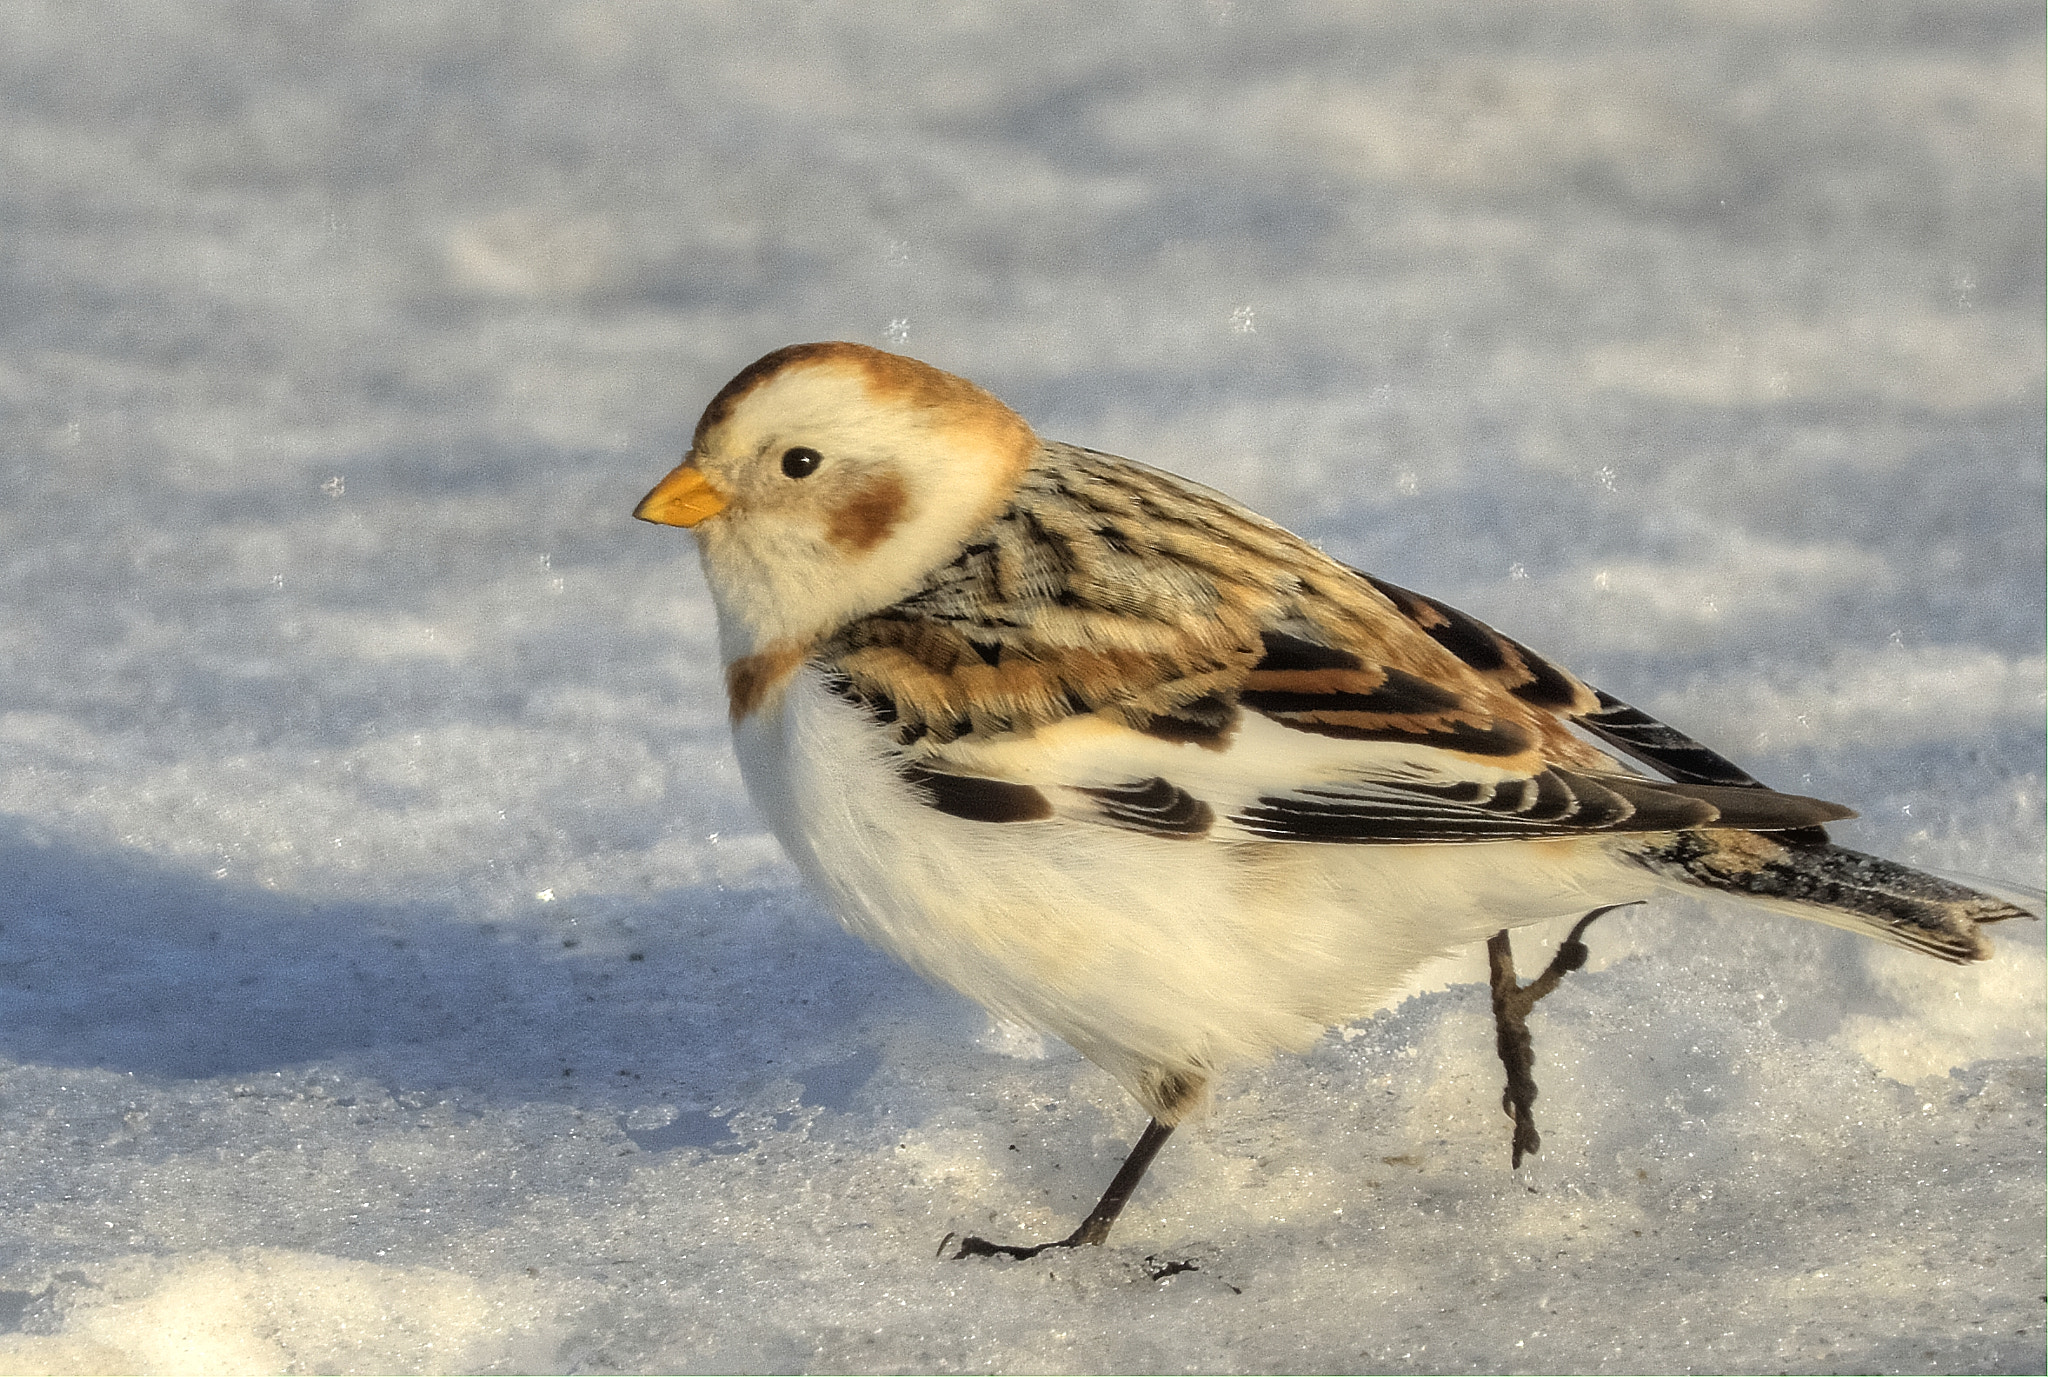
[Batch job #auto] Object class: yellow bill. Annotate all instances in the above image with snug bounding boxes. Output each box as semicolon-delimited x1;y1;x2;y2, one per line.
634;461;729;527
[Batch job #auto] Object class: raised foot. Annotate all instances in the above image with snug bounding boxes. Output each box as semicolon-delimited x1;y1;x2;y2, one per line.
1488;903;1630;1168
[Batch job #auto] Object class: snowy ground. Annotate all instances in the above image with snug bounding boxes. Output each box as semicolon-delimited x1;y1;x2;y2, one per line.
0;2;2042;1372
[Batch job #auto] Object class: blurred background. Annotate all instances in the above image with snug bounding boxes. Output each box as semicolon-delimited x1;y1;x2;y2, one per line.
0;2;2040;1371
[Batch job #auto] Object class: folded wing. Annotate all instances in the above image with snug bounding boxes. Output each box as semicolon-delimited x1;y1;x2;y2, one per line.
823;444;1853;847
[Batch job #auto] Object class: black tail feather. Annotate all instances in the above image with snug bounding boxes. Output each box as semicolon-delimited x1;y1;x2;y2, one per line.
1629;833;2030;964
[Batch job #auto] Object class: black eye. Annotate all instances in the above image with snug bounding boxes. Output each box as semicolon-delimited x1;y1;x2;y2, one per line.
780;446;823;479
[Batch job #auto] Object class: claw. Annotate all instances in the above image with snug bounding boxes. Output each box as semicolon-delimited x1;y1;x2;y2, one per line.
950;1118;1176;1261
1488;904;1630;1168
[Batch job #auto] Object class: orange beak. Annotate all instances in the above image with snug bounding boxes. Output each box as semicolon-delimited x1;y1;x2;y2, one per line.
634;460;729;528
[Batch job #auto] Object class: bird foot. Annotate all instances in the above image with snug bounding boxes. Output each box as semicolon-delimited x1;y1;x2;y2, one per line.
946;1117;1174;1261
1488;904;1629;1168
944;1225;1099;1261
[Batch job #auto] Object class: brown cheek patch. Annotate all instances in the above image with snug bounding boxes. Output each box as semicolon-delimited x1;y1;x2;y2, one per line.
726;643;808;722
826;471;910;553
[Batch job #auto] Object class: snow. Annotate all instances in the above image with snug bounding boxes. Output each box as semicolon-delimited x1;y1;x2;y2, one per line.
0;1;2041;1371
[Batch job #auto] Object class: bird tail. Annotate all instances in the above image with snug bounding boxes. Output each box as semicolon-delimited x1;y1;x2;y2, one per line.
1627;830;2036;964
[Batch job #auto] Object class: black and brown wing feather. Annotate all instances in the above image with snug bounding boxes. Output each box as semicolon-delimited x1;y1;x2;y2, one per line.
1233;768;1848;846
813;444;1855;848
821;446;1613;771
1358;574;1768;790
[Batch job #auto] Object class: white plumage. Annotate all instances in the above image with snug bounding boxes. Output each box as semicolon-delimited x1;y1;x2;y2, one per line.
743;661;1656;1119
636;341;2027;1253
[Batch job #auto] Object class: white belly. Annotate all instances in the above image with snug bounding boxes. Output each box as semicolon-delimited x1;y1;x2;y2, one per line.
733;667;1655;1102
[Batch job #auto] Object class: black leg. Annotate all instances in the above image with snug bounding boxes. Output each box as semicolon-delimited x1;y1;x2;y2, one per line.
1487;905;1625;1168
951;1118;1176;1260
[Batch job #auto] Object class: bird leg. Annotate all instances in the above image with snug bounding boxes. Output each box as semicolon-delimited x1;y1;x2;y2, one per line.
950;1117;1176;1260
1486;904;1627;1168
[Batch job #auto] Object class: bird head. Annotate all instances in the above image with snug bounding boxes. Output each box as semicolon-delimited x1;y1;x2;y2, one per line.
636;342;1038;655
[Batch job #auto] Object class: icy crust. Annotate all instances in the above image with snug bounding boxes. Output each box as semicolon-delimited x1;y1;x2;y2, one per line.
0;992;2039;1372
0;885;2040;1372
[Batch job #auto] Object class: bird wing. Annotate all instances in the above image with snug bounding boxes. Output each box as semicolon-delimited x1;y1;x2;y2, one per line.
816;442;1852;846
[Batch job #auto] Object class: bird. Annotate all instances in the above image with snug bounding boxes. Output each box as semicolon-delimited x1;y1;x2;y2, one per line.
634;341;2031;1259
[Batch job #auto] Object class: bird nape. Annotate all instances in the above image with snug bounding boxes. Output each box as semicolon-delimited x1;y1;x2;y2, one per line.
634;341;2036;1258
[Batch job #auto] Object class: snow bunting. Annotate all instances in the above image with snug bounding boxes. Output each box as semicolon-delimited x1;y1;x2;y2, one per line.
636;341;2030;1257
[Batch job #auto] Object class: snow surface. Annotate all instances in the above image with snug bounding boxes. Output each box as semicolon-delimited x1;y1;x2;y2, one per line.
0;2;2042;1372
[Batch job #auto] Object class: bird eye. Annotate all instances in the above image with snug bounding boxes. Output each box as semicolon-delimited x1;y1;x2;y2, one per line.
780;446;823;479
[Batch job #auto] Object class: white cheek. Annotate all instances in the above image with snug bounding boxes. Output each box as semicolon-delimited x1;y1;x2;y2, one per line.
696;515;845;648
698;493;956;651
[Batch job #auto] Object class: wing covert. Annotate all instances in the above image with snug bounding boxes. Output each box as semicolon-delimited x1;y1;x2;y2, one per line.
811;441;1853;848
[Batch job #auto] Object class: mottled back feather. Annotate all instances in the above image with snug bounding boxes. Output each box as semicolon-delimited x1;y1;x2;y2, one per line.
815;442;1854;844
822;444;1601;769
